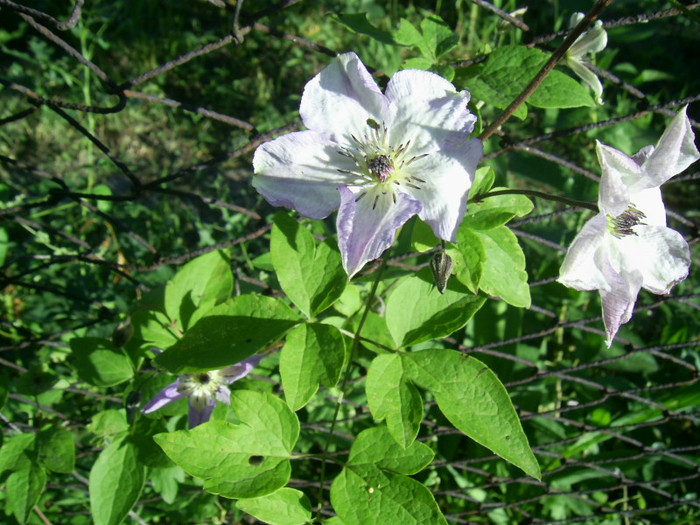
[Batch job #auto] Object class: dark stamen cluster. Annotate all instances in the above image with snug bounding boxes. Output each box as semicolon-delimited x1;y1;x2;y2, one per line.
196;373;211;385
610;206;646;238
367;154;394;183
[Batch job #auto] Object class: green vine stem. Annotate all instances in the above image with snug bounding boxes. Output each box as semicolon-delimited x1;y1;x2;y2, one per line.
479;0;614;141
315;257;388;518
472;188;599;212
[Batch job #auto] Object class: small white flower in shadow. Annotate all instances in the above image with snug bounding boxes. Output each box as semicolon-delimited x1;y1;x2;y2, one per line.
565;12;608;104
142;355;263;428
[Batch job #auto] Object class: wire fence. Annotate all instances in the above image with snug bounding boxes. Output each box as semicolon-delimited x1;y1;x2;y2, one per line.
1;1;699;523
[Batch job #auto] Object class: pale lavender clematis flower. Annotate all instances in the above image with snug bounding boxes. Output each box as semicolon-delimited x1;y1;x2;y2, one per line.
142;355;263;428
253;52;483;277
559;107;700;346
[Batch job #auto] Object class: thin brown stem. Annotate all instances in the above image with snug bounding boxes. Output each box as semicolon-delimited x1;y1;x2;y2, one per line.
480;0;614;141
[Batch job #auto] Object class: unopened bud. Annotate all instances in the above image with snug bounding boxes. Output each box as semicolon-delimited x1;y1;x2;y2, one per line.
430;251;453;294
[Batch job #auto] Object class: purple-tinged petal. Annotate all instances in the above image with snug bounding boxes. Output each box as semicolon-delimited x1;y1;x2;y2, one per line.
253;130;358;219
631;145;654;166
641;106;700;186
385;69;476;154
596;141;643;216
400;139;482;241
215;386;231;405
599;239;644;347
142;381;186;414
617;225;690;295
558;214;610;292
188;400;216;428
220;354;264;385
300;52;390;145
337;185;422;278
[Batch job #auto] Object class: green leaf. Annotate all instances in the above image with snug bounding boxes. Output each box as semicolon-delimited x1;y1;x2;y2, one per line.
404;349;540;479
89;438;146;525
0;433;35;477
366;354;423;448
403;56;434;71
0;226;9;267
69;337;134;387
149;465;183;505
332;468;447;525
475;226;531;308
87;409;129;439
470;166;496;197
6;461;46;524
464;189;534;230
332;13;395;44
467;46;594;115
130;308;180;350
394;19;429;57
155;295;301;373
420;15;458;59
154;390;299;499
271;212;348;318
531;69;595;108
37;425;75;473
165;250;233;331
280;323;348;411
237;488;313;525
449;228;486;293
410;218;439;252
358;311;397;353
385;268;486;348
346;426;433;474
331;426;443;525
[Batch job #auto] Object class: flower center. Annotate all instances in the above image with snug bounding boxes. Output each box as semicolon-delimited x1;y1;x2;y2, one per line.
367;154;394;183
335;118;429;209
607;206;646;238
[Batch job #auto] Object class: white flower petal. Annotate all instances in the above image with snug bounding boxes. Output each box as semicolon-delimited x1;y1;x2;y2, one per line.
385;70;476;153
253;130;357;219
401;139;482;241
566;57;604;104
568;20;607;58
558;214;610;291
596;234;644;346
600;268;642;348
641;106;700;186
617;225;690;295
337;185;422;278
629;187;665;226
299;52;390;145
596;141;643;216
